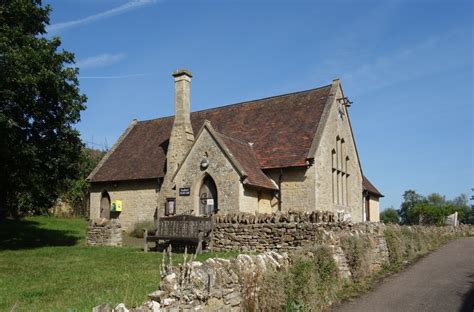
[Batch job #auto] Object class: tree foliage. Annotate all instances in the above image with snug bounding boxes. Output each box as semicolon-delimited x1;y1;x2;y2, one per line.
399;190;473;225
399;190;424;224
380;207;400;224
0;0;86;217
62;148;104;216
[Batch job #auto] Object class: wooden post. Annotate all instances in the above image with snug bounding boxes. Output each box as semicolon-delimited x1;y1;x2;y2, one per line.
196;231;203;254
144;229;148;253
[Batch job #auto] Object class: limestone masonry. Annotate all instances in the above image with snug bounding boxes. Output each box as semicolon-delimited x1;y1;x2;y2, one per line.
94;224;473;311
86;219;122;247
87;69;383;231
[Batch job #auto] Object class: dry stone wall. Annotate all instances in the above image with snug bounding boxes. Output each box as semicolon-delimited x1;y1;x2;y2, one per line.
211;211;345;252
92;218;473;312
86;219;122;247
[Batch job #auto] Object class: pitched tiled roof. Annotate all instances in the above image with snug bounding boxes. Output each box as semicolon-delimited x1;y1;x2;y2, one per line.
363;176;383;197
89;85;332;183
217;133;277;190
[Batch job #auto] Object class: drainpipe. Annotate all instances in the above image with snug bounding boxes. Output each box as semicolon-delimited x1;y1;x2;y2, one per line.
278;169;283;211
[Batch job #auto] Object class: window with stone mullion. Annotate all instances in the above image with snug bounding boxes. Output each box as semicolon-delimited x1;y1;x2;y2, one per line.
332;136;349;206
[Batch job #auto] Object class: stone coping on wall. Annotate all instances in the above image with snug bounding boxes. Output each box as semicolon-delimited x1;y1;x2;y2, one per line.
212;210;343;224
210;217;379;253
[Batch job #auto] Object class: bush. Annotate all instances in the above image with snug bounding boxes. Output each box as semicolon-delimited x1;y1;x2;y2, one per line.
129;221;156;238
380;208;400;224
258;270;286;311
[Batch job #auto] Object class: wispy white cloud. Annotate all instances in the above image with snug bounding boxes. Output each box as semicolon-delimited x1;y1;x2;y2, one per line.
339;28;473;96
76;53;127;69
47;0;158;33
79;73;151;79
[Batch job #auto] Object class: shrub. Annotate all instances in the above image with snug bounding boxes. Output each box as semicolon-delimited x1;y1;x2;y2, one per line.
380;208;400;224
129;221;156;238
258;270;287;311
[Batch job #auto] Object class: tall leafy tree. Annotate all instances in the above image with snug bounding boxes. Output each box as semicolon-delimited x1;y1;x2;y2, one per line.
63;147;105;217
0;0;86;218
399;190;425;224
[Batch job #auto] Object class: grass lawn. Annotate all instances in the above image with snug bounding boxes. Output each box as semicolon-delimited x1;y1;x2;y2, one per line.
0;216;237;312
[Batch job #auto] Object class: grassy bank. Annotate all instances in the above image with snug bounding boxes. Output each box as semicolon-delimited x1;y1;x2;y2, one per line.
0;217;236;311
257;224;472;311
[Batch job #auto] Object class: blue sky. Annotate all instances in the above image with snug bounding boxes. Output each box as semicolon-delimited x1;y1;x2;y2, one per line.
44;0;473;209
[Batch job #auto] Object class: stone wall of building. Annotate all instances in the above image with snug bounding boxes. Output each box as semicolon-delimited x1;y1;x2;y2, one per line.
369;195;380;222
266;167;316;213
172;128;243;216
257;190;275;214
89;180;158;232
312;82;364;222
86;219;122;247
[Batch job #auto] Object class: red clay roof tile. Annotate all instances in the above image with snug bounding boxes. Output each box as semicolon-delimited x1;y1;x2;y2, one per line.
90;85;332;182
217;133;277;190
363;176;383;197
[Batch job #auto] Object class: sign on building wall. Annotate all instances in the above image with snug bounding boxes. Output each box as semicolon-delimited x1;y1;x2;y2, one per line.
179;187;191;196
111;200;122;212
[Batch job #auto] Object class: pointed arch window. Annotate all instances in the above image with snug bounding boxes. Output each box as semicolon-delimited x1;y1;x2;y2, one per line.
331;149;336;204
332;137;350;206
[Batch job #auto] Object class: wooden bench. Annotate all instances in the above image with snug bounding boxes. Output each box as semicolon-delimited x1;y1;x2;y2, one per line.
144;215;213;253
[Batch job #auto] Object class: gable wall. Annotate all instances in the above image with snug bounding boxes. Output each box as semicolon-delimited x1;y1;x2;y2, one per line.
89;180;158;231
172;129;244;215
313;84;363;221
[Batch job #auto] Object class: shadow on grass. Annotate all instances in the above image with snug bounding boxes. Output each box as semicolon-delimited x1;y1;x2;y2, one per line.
0;218;80;250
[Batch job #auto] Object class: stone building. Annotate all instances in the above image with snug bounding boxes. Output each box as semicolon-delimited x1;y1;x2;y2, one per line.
87;69;383;230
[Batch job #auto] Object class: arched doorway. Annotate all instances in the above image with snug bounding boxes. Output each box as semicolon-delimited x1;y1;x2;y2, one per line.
199;176;218;215
100;191;110;219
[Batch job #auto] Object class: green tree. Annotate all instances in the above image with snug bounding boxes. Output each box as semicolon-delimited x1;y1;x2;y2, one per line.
408;203;452;225
426;193;446;206
399;190;425;224
406;193;471;225
463;208;474;224
448;193;472;224
63;148;104;216
0;0;86;218
380;207;400;224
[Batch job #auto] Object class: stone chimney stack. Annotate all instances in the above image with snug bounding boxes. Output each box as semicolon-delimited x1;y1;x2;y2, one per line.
167;69;195;175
